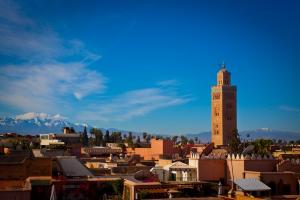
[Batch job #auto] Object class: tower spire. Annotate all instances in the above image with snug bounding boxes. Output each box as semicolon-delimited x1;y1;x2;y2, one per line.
221;61;226;69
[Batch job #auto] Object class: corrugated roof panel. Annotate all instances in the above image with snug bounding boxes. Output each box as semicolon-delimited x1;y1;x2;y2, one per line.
234;178;271;191
57;156;93;177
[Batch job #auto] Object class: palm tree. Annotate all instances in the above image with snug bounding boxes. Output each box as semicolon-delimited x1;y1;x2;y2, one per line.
228;129;241;197
142;132;147;141
252;139;272;156
194;137;199;144
172;136;178;144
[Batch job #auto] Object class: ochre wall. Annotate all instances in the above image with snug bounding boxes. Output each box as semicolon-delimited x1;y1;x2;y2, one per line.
244;171;298;195
226;159;277;181
126;139;179;160
198;159;226;181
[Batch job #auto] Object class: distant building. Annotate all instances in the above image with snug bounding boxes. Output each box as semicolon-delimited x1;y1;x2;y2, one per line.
40;133;81;157
211;63;237;146
150;161;197;182
83;146;122;157
126;139;180;160
40;134;65;148
189;152;300;195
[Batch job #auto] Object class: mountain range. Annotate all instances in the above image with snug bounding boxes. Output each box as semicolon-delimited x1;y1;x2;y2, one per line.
0;113;299;142
186;128;300;142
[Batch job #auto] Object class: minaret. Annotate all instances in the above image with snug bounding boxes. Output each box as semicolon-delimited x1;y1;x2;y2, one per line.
211;63;237;146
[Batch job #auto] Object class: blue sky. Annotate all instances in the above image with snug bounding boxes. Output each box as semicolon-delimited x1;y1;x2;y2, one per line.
0;0;300;134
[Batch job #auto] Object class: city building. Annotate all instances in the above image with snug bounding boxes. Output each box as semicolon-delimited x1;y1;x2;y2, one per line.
40;131;81;157
150;161;197;182
211;64;237;146
126;138;180;160
40;134;65;148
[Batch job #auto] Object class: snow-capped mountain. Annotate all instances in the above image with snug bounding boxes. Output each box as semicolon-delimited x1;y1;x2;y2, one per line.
1;113;299;142
0;112;143;136
0;112;86;134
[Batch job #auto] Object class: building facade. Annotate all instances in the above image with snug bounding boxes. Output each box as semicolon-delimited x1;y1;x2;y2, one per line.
211;64;237;146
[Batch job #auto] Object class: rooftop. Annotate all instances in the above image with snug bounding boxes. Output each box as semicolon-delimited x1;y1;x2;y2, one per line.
57;156;93;178
234;178;271;192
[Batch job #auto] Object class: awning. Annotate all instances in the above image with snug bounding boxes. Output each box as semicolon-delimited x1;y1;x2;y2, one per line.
234;178;271;192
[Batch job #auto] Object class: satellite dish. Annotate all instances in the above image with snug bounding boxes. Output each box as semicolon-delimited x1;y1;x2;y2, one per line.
242;145;255;154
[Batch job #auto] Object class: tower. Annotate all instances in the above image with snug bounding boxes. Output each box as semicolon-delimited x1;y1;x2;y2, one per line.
211;63;237;146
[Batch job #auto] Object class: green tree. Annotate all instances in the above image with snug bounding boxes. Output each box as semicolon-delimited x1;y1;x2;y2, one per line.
172;136;178;144
228;129;242;154
180;135;188;146
194;137;199;144
188;139;195;145
126;132;134;147
70;127;76;133
90;128;103;146
104;130;110;144
252;139;272;156
142;132;147;141
146;135;151;144
82;126;88;147
136;136;141;144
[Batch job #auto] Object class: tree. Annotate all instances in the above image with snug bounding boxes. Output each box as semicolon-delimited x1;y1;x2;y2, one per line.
194;137;199;144
252;139;272;156
146;135;151;144
180;135;188;146
70;127;76;133
90;128;103;146
188;139;195;145
228;129;242;196
172;136;178;144
228;129;242;154
136;136;141;144
126;132;134;147
155;135;163;140
142;132;147;141
82;126;89;147
111;132;122;143
104;130;110;144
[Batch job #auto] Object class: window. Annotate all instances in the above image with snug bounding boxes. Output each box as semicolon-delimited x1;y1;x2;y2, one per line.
213;93;220;100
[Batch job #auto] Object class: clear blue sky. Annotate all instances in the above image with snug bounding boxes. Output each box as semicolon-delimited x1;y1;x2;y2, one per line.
0;0;299;134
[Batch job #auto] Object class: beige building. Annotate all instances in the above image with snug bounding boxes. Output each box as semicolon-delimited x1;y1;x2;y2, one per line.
211;64;237;146
150;161;197;182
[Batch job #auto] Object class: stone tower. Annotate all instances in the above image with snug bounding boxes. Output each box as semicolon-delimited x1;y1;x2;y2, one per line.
211;63;237;146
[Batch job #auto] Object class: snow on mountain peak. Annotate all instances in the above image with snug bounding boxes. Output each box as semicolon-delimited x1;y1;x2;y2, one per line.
1;112;82;134
16;112;66;120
